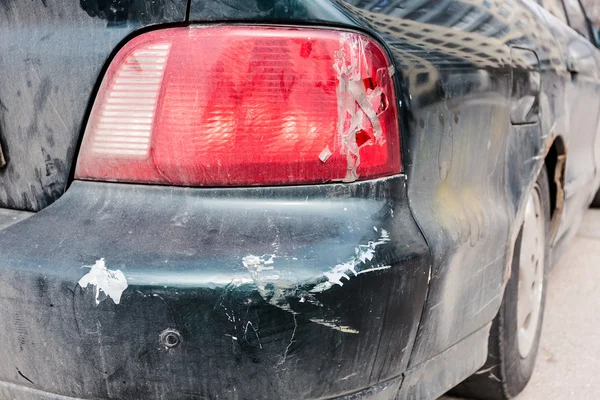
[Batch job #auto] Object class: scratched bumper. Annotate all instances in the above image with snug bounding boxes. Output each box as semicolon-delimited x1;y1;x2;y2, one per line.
0;177;430;399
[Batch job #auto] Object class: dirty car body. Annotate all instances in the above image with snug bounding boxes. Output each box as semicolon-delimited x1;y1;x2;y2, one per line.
0;0;598;399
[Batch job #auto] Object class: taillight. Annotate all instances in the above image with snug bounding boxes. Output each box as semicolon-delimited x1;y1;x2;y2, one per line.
75;26;400;186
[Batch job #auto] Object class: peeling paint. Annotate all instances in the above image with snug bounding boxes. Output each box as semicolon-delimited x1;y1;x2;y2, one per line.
334;34;392;182
241;254;291;311
77;258;128;305
319;145;332;162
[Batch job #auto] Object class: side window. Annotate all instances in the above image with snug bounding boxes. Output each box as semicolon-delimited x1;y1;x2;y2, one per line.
540;0;569;24
563;0;591;40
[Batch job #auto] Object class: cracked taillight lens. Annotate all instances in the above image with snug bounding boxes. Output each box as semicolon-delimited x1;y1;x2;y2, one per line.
75;26;400;186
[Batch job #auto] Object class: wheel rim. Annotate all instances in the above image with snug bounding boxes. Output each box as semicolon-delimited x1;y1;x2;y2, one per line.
517;185;545;359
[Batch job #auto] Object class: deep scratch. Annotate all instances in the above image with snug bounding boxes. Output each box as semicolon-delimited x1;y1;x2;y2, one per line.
244;321;262;349
17;369;34;385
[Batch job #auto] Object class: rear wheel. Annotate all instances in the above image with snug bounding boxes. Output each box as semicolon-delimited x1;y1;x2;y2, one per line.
452;167;550;399
591;189;600;208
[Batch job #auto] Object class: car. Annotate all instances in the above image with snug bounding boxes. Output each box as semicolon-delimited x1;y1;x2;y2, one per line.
0;0;598;399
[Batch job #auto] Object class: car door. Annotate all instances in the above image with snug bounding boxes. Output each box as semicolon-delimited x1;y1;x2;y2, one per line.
552;0;600;243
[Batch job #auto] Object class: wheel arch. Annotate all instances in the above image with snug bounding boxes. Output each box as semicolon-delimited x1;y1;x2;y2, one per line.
544;135;567;243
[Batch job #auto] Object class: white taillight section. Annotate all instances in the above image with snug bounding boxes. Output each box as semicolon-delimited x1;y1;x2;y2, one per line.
91;43;170;157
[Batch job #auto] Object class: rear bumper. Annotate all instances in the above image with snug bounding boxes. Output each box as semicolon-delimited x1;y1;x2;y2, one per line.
0;375;405;400
0;176;431;399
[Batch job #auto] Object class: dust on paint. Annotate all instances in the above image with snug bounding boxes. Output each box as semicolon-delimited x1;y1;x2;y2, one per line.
78;258;128;305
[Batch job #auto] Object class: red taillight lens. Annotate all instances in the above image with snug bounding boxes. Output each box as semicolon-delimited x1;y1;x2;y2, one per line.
75;26;400;186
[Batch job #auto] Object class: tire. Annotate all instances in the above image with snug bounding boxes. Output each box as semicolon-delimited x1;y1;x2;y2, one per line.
591;188;600;208
451;167;550;399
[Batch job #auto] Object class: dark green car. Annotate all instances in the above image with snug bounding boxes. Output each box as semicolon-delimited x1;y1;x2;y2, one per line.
0;0;598;399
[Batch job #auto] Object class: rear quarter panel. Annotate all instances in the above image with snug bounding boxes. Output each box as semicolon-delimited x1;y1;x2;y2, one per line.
329;0;580;365
0;0;186;211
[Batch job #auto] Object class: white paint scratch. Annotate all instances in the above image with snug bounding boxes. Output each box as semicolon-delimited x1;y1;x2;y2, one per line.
356;265;391;275
309;318;359;334
242;254;276;272
77;259;128;305
310;230;391;293
338;372;359;381
279;313;297;365
244;321;262;349
475;364;499;375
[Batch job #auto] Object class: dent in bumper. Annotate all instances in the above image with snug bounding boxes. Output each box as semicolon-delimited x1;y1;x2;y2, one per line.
0;176;431;399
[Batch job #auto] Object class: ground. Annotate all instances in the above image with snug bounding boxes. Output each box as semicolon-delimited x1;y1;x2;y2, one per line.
441;209;600;399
